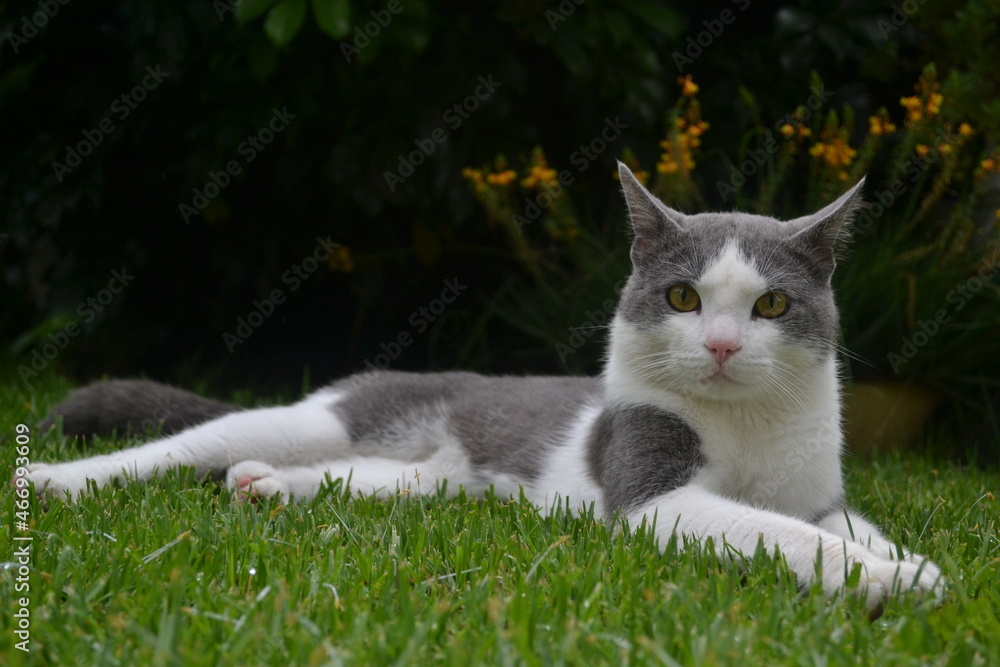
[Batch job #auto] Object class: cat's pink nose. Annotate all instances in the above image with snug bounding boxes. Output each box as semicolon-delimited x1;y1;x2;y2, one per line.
705;339;741;365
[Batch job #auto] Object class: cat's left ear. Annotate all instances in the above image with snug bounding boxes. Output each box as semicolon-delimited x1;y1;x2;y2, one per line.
787;177;866;274
618;161;686;264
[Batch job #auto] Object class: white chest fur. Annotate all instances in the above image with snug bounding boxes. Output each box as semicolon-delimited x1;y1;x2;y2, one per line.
686;386;845;519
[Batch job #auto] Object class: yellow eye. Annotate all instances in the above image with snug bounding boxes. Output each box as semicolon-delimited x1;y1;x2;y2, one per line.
755;291;789;318
667;284;700;312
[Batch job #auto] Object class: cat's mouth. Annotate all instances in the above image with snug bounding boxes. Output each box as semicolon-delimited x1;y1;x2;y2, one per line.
707;367;740;385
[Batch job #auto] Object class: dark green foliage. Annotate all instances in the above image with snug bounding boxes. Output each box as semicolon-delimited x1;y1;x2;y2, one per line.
2;1;996;467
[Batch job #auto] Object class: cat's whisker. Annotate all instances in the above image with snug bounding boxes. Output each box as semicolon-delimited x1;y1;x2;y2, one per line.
834;344;877;370
767;375;808;413
570;324;614;334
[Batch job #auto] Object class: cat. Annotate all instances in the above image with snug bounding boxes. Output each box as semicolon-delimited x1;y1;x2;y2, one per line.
26;163;943;613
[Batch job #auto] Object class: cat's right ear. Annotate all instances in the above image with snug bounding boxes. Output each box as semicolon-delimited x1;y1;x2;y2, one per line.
618;161;685;264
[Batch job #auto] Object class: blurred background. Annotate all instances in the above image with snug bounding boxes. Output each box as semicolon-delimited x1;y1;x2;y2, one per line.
2;0;998;460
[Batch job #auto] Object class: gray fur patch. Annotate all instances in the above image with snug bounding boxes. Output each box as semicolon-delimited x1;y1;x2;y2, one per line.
588;404;705;516
329;371;599;481
38;380;239;438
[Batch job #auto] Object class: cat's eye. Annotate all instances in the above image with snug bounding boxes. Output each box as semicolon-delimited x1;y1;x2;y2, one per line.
667;284;700;312
754;291;789;318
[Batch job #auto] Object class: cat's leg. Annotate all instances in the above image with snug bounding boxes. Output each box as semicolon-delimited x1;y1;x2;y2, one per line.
628;484;943;612
225;458;414;504
815;509;937;573
26;393;350;500
226;444;478;504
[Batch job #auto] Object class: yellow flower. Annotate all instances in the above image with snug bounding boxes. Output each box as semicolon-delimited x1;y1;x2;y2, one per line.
486;169;517;186
521;164;558;189
657;78;708;175
657;160;679;174
926;93;943;115
900;95;924;123
462;167;484;184
327;245;356;273
678;75;699;97
982;158;997;172
809;137;856;168
959;123;975;137
778;123;812;141
915;144;930;157
868;114;896;136
938;143;952;155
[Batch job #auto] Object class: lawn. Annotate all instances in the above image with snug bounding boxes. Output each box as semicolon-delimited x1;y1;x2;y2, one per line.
2;371;998;666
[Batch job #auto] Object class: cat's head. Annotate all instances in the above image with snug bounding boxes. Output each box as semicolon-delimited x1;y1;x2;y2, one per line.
611;162;863;403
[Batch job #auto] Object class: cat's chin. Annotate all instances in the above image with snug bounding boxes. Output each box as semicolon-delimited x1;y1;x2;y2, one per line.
684;366;780;402
690;377;755;401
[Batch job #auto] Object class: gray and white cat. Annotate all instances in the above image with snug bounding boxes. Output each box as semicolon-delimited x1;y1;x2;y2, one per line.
27;163;943;612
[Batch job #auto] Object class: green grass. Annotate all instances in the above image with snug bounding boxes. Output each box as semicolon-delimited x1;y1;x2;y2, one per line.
2;372;999;666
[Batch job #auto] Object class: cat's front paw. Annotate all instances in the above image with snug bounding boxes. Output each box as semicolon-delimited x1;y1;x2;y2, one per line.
19;462;95;501
226;461;289;504
902;556;945;602
827;545;945;614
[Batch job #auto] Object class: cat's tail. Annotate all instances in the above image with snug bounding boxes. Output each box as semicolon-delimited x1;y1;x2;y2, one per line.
38;380;240;438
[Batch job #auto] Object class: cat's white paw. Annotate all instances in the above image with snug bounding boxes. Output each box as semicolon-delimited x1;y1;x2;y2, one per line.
825;545;945;614
20;462;97;501
858;534;925;566
226;461;290;504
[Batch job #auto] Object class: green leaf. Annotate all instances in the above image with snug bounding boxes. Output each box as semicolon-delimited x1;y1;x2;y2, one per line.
264;0;307;47
234;0;277;23
604;10;633;48
246;37;278;81
312;0;351;40
620;0;682;39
